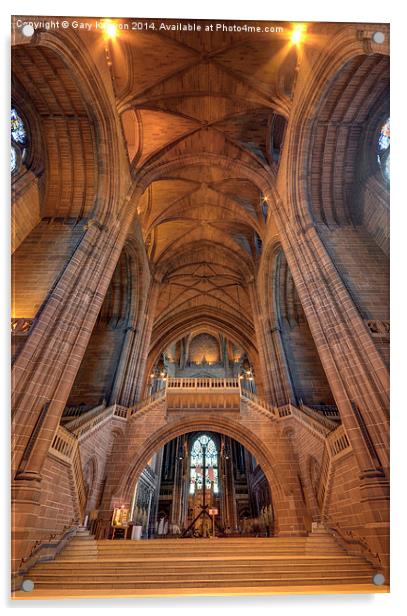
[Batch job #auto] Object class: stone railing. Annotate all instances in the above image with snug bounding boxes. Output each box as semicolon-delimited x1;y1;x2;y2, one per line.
62;402;100;421
50;426;87;520
317;446;331;509
326;423;351;458
279;404;333;438
317;424;353;516
240;389;278;419
113;404;129;419
298;403;339;432
327;523;383;570
365;319;390;339
240;394;338;437
129;389;167;417
165;377;241;412
64;404;118;438
50;425;78;460
167;377;240;390
305;404;341;420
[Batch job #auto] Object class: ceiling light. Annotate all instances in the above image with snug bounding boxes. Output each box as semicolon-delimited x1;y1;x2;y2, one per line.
103;20;117;39
291;24;306;44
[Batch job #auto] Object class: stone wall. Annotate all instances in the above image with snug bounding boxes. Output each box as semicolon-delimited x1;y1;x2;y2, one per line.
12;219;84;318
317;224;390;367
11;174;41;254
67;326;126;407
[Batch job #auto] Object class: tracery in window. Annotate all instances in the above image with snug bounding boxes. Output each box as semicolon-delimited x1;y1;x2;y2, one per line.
11;108;26;144
11;146;17;173
377;117;390;181
11;107;27;175
189;434;219;495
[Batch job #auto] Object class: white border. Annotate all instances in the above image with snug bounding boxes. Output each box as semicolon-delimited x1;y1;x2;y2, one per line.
2;1;406;614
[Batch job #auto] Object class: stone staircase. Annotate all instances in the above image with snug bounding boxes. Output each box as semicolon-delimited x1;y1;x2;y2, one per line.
15;530;387;598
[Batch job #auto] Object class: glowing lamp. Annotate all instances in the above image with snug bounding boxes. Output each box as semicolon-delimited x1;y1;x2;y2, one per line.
103;20;117;39
291;24;306;44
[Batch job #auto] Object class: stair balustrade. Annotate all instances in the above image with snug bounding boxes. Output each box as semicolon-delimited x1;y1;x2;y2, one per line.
327;523;383;570
50;426;87;521
317;424;353;517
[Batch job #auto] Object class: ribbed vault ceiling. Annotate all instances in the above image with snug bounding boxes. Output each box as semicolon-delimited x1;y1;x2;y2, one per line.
12;45;98;219
110;24;296;339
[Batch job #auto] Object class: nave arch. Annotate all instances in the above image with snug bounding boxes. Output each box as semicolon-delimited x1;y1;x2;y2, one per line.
101;412;308;537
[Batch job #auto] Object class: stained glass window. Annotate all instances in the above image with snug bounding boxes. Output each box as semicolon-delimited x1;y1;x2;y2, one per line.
11;108;26;144
11;107;27;175
189;434;219;495
377;118;390;181
378;118;390;152
11;146;17;173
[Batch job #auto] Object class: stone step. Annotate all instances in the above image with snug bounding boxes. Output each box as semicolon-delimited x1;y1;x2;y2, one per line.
30;573;374;585
68;549;345;557
65;544;343;552
69;538;342;547
61;550;347;559
62;553;347;562
24;534;378;594
50;559;365;570
60;550;347;560
29;575;375;589
95;535;333;540
31;566;373;579
35;560;370;571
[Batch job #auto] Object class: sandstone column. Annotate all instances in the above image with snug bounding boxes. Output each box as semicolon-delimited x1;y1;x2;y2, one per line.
270;197;389;566
11;199;140;575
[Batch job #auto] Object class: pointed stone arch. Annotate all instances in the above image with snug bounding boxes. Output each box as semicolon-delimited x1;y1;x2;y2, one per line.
102;412;307;537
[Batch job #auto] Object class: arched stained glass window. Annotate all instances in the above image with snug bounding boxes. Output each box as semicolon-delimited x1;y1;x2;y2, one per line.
377;117;390;181
11;107;27;175
11;109;26;144
189;434;219;495
11;146;17;173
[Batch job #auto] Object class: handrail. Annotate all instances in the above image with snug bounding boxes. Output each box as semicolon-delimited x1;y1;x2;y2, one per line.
130;389;167;416
290;405;332;437
18;524;78;577
326;523;383;569
306;404;341;419
50;426;87;520
240;389;278;418
326;424;352;458
317;424;353;513
113;404;129;419
274;403;332;438
64;404;115;438
62;402;103;420
50;425;78;459
299;403;339;431
240;394;337;436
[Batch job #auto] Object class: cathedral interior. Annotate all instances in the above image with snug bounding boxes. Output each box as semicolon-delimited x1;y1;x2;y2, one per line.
11;17;390;597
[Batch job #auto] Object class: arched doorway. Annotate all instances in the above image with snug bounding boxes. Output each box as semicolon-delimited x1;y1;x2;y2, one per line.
129;430;274;539
99;413;307;539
